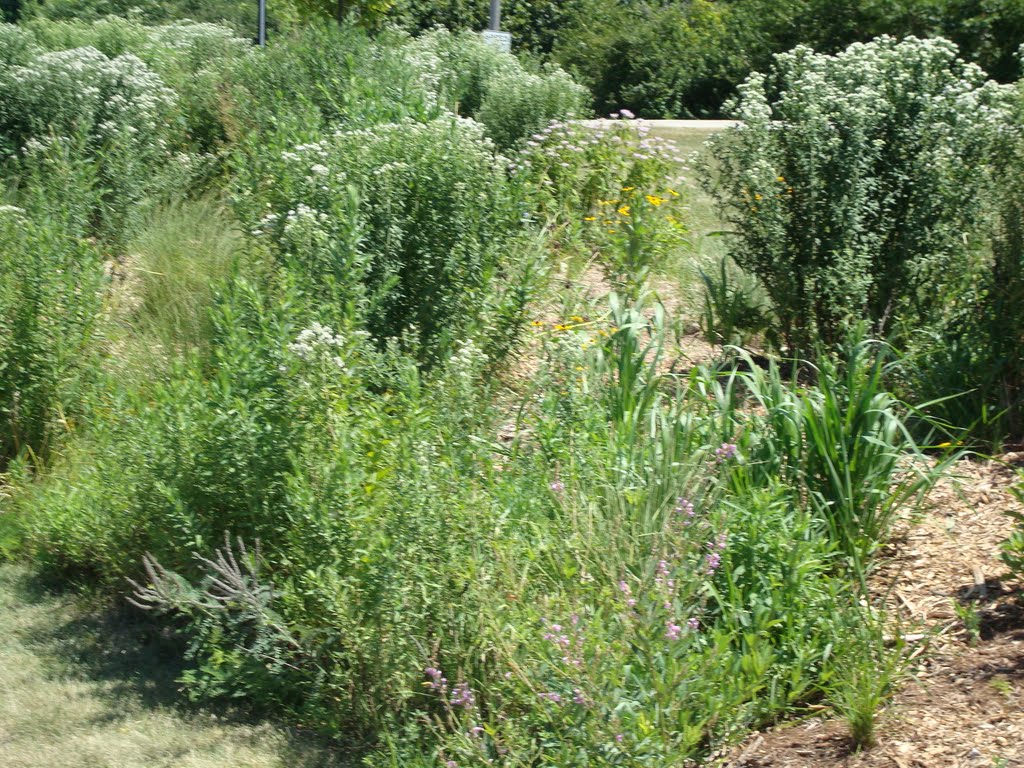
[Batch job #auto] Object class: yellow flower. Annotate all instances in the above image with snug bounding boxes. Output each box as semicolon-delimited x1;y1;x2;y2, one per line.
754;193;762;201
583;216;596;221
570;315;584;323
531;320;545;327
554;323;571;331
668;189;680;197
776;175;785;183
645;195;665;206
622;186;635;192
617;205;631;217
936;441;952;449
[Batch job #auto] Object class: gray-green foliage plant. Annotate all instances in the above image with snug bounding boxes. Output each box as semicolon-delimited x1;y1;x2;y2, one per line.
706;36;1009;359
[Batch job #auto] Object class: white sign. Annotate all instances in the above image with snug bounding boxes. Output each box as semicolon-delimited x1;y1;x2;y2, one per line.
481;30;512;53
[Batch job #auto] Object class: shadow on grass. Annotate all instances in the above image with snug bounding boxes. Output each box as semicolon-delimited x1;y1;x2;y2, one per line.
0;564;356;768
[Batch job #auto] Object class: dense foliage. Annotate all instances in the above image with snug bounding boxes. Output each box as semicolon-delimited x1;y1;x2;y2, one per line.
1;9;1022;768
705;36;1008;359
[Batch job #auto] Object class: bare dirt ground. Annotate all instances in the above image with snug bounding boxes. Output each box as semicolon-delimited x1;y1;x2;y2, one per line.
725;454;1024;768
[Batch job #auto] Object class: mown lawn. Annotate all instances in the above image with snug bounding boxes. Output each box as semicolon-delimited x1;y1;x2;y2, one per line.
0;564;347;768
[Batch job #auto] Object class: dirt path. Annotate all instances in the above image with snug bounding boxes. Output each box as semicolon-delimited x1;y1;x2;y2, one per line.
725;456;1024;768
0;565;346;768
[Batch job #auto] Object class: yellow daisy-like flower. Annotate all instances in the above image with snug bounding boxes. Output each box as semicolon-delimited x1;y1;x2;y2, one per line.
622;186;635;192
776;175;785;183
531;320;545;327
554;323;571;332
754;193;762;201
583;216;596;221
645;195;665;206
617;205;631;216
570;315;584;323
668;189;680;197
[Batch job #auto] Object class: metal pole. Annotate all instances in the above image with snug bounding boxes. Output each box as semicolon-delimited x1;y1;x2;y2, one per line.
489;0;501;31
257;0;266;46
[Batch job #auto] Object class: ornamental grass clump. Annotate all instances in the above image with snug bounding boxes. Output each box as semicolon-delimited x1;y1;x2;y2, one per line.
706;36;1010;360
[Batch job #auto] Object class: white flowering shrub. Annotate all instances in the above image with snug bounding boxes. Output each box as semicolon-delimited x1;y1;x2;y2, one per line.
413;28;589;150
1;46;176;146
0;23;39;68
0;43;178;244
241;116;523;363
706;36;1011;358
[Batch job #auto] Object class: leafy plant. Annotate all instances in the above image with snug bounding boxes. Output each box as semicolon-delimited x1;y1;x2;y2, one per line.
706;36;1009;360
0;206;104;465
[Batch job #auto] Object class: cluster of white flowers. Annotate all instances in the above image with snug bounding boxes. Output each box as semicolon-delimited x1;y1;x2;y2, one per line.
2;46;176;154
448;338;485;382
289;323;347;371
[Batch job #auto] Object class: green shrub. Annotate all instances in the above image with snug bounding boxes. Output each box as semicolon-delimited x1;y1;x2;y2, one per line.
0;39;180;245
0;206;104;465
413;28;588;150
706;36;1009;359
239;116;526;362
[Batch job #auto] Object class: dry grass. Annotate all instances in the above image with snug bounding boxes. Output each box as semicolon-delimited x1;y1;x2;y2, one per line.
0;564;350;768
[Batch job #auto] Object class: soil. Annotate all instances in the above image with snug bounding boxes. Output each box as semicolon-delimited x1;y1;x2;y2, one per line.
724;454;1024;768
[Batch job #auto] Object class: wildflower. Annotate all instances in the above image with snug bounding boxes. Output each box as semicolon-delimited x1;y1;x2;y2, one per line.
539;692;562;704
705;552;721;574
531;320;545;327
617;205;631;217
424;667;448;691
550;481;565;492
450;682;475;708
675;497;695;519
573;688;588;705
621;186;635;192
583;216;596;221
776;175;786;183
668;189;680;197
615;734;624;743
665;621;683;640
687;617;700;631
715;442;738;462
645;194;665;206
469;726;484;738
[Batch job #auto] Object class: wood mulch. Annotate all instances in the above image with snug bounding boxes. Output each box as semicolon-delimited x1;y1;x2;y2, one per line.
724;453;1024;768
